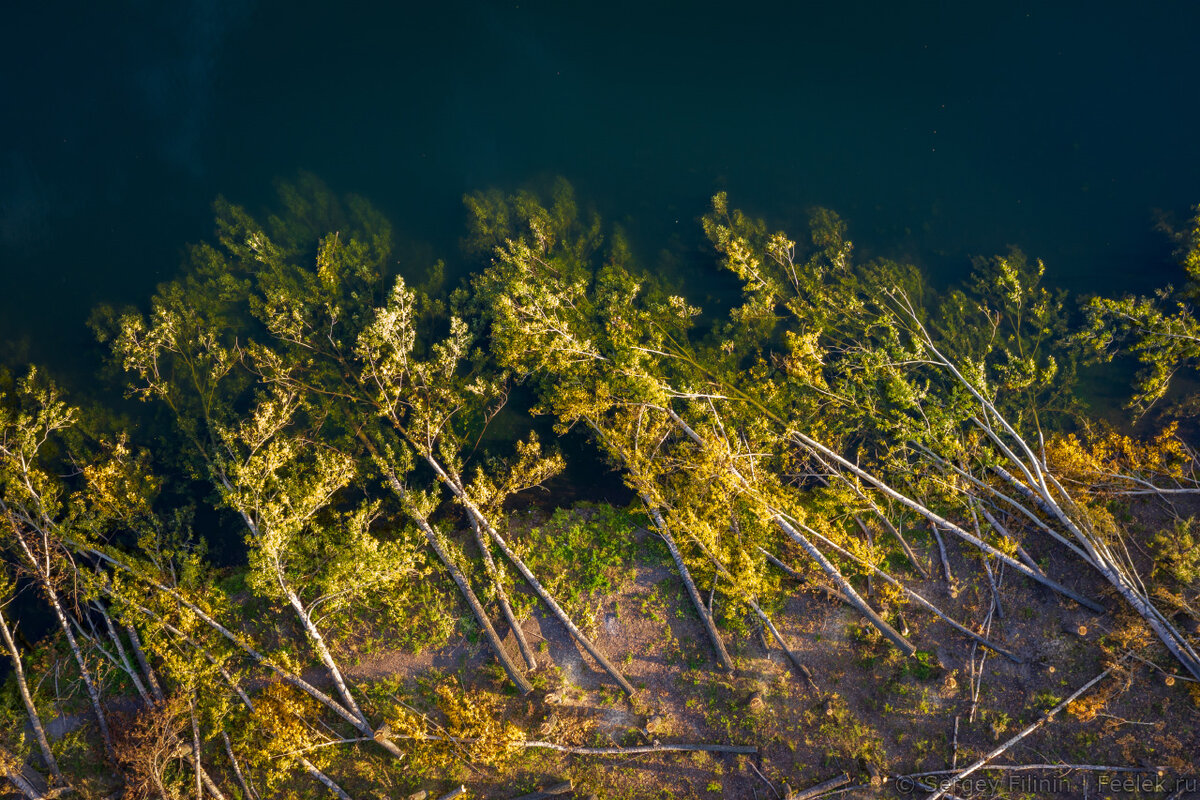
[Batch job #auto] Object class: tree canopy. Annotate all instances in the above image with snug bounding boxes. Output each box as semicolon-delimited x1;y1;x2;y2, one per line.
0;177;1196;798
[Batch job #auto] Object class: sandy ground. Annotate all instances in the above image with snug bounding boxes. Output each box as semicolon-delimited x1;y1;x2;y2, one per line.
340;509;1200;800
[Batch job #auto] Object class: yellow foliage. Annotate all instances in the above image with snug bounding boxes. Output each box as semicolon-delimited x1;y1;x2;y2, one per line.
1149;519;1200;588
1066;692;1107;722
80;436;158;522
1045;424;1192;497
388;681;522;771
252;682;320;763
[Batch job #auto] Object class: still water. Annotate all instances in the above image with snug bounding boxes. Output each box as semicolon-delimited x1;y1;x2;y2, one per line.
3;0;1200;380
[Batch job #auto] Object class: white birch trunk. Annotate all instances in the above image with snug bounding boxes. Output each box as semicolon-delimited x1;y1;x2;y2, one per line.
0;608;59;780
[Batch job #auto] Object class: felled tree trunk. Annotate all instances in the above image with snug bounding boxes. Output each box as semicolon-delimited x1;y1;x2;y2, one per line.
645;503;734;671
0;607;59;780
773;515;916;657
361;435;533;695
380;466;534;695
661;407;916;657
422;451;635;696
788;429;1104;612
468;515;538;671
41;577;116;761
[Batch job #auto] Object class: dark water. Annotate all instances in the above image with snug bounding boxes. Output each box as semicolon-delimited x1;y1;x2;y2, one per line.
3;1;1200;380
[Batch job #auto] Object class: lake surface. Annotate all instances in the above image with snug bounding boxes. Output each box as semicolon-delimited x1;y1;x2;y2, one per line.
3;0;1200;382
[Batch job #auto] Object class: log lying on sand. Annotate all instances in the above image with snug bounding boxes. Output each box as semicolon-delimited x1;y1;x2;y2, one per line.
924;660;1123;800
790;772;851;800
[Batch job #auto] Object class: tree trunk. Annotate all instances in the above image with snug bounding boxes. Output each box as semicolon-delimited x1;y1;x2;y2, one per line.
273;561;376;737
932;524;957;598
896;314;1200;678
95;603;150;703
792;773;851;800
124;622;165;701
788;430;1105;612
468;515;538;671
421;453;634;696
179;748;228;800
360;435;533;695
692;539;818;690
216;465;390;746
645;504;734;671
830;464;927;578
774;515;916;657
794;531;1022;662
221;731;257;800
660;407;915;655
190;697;203;800
925;662;1119;800
385;471;534;695
87;549;367;732
474;510;635;696
992;465;1200;679
42;580;116;761
8;528;116;761
0;607;59;780
975;504;1046;578
758;548;853;605
301;756;354;800
0;746;44;800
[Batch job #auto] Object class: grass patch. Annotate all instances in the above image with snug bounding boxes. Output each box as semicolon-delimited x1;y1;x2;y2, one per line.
509;503;642;624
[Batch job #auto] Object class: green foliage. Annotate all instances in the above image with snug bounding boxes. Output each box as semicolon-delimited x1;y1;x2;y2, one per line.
510;504;640;623
8;176;1200;796
935;249;1076;427
898;650;941;682
1079;204;1200;413
1150;517;1200;589
815;694;886;768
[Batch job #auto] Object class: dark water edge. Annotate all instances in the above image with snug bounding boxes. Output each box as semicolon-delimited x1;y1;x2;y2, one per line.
2;1;1200;650
4;1;1200;386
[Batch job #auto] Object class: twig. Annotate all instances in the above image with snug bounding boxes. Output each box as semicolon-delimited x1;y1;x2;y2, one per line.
969;503;1004;621
968;600;996;723
748;762;781;799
